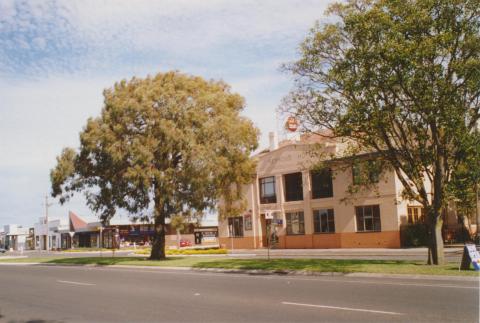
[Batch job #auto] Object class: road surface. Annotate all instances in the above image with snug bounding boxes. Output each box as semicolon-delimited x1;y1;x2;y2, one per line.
0;264;477;322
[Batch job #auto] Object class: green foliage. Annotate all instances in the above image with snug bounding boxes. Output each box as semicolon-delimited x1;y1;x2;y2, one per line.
283;0;480;264
400;224;429;247
447;131;480;220
169;214;188;233
50;71;259;258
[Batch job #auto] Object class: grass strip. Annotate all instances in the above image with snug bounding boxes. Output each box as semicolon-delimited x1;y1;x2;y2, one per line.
0;256;478;276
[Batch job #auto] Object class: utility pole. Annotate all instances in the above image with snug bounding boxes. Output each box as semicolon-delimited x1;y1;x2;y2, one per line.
44;195;52;251
476;157;479;244
475;130;480;244
475;181;479;242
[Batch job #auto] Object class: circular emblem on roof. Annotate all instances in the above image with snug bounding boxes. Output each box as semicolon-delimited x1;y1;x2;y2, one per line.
285;116;299;132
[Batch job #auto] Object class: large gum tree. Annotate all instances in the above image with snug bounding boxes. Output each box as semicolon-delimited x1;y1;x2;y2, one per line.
51;72;258;260
283;0;480;264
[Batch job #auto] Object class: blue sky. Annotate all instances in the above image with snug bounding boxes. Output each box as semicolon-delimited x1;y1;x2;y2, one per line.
0;0;332;227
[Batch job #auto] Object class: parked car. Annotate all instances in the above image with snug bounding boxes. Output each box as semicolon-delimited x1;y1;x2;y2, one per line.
0;248;6;253
179;239;192;247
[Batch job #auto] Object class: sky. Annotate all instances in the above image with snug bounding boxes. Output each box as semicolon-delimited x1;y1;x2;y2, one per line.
0;0;332;227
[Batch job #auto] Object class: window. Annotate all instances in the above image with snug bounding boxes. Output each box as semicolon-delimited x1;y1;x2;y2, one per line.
228;217;243;237
352;160;381;185
259;176;276;204
286;212;305;235
407;206;425;224
355;205;381;232
311;168;333;199
313;209;335;233
284;172;303;202
352;164;362;185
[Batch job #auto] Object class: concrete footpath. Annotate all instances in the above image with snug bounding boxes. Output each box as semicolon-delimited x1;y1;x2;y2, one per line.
227;247;464;261
0;246;466;261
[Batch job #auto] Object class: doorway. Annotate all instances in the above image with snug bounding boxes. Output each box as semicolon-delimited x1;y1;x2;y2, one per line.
260;214;272;248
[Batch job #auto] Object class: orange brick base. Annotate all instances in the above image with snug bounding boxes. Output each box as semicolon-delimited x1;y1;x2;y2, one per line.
219;237;257;249
221;231;401;249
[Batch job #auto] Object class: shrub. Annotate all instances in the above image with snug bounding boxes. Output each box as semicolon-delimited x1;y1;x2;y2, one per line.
400;224;429;247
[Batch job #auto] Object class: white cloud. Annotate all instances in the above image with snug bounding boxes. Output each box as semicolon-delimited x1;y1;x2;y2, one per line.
0;0;334;226
0;0;332;76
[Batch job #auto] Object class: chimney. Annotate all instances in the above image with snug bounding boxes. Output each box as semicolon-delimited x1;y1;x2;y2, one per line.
269;131;278;151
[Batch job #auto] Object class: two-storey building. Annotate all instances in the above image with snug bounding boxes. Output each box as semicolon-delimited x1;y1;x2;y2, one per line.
218;133;449;249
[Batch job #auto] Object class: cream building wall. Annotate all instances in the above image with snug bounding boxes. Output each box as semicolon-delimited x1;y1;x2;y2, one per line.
219;140;404;249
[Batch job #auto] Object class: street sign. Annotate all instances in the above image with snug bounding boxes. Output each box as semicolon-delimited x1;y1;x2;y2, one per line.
265;211;274;220
460;244;480;271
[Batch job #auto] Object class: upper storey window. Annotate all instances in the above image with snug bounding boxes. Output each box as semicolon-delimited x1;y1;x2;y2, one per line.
259;176;276;204
284;172;303;202
311;168;333;199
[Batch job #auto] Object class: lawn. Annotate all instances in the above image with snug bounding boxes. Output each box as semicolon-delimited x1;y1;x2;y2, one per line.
0;256;478;276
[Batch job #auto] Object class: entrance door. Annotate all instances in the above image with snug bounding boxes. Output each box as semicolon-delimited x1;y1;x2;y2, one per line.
260;214;272;248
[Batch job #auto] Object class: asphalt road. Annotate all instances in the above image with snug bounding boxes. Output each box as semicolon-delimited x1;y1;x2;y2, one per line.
0;265;478;323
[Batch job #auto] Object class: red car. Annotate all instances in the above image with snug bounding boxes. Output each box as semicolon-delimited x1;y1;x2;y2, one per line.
179;239;192;247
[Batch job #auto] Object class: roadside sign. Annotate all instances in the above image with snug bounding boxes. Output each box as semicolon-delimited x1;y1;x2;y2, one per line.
460;244;480;271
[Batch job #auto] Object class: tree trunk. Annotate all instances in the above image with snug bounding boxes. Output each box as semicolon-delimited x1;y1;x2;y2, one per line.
427;213;445;265
150;209;166;260
176;229;181;248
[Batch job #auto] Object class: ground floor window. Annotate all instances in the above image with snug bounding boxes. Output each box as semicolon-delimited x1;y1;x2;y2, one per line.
228;217;244;237
313;209;335;233
286;211;305;235
407;206;425;224
355;205;381;232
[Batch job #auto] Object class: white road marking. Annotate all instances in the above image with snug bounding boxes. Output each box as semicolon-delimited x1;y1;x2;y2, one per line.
282;301;403;315
38;265;476;290
194;293;200;296
57;280;95;286
92;268;477;289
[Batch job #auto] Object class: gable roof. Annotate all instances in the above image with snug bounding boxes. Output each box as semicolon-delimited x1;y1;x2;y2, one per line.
69;211;88;232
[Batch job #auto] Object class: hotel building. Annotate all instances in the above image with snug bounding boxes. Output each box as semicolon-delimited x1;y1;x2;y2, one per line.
218;133;475;249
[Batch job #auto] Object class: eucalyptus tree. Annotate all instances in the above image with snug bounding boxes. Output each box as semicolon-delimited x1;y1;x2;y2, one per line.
51;72;258;259
283;0;480;264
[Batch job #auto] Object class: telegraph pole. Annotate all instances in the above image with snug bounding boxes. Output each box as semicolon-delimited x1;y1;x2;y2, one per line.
44;195;52;251
474;126;480;244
